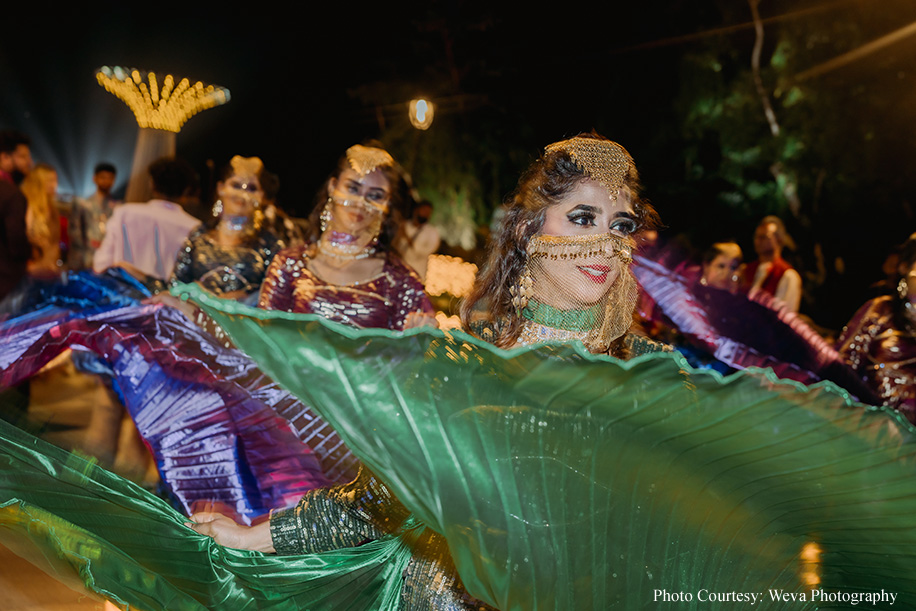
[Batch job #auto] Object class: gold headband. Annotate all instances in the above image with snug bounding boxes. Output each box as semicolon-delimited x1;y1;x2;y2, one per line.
545;137;633;197
229;155;264;179
346;145;394;177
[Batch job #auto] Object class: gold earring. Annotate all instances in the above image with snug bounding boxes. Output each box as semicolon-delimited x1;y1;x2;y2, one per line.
898;277;909;300
511;265;534;311
211;200;223;218
320;198;332;233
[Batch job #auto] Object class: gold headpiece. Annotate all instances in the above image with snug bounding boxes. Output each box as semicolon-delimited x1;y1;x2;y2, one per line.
545;137;633;198
229;155;264;179
346;145;394;178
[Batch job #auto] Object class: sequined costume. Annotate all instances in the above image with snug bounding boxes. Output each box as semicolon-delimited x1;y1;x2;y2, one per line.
258;244;434;329
170;225;284;298
837;295;916;423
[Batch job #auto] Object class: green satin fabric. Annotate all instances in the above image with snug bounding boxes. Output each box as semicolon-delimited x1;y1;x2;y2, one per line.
0;419;413;610
3;282;916;610
177;285;916;610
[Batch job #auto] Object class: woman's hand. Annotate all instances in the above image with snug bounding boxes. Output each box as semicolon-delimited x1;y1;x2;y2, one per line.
185;511;275;552
404;311;439;330
145;293;199;321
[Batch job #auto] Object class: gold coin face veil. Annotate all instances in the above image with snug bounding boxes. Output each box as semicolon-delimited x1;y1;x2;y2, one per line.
320;145;395;258
515;138;639;353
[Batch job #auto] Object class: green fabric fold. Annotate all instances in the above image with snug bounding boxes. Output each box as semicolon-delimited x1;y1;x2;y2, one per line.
0;418;412;610
178;284;916;610
3;282;916;610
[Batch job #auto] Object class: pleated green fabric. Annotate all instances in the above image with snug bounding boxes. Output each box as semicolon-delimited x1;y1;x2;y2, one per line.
183;284;916;610
0;419;413;610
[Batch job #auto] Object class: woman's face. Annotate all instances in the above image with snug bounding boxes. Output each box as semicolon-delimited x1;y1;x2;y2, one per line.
535;179;637;308
323;168;391;250
217;172;262;219
702;250;742;290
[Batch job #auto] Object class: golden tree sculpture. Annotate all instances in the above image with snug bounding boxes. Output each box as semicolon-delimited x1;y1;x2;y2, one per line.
96;66;230;201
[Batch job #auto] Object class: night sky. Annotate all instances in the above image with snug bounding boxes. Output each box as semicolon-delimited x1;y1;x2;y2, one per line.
4;0;916;325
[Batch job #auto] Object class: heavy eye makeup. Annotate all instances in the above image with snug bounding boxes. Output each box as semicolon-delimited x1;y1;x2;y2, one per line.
566;204;599;228
609;212;638;236
365;188;389;203
566;205;638;236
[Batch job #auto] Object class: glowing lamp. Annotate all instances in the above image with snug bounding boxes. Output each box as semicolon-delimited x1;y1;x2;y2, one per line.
408;98;434;130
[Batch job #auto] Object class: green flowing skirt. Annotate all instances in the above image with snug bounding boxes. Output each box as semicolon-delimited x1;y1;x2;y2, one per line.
1;283;915;610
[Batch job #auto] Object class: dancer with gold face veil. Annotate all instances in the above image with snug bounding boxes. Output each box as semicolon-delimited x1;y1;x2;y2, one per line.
3;135;916;610
462;134;662;357
258;144;435;329
170;155;284;301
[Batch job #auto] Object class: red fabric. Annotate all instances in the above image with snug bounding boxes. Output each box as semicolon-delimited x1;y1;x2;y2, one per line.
743;257;792;297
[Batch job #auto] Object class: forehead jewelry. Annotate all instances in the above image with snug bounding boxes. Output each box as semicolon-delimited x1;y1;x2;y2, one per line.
229;155;264;181
545;137;633;198
346;145;394;178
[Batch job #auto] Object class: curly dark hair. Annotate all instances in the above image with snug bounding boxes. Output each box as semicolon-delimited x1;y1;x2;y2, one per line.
305;143;414;253
148;157;197;200
460;133;659;353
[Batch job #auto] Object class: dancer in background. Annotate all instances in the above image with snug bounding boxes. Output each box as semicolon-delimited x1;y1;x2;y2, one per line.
258;144;435;330
838;232;916;423
170;156;284;302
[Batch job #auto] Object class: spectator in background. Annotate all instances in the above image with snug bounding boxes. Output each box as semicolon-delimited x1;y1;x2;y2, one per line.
0;129;33;300
71;162;120;270
742;216;802;312
700;241;743;292
93;157;199;281
21;163;63;277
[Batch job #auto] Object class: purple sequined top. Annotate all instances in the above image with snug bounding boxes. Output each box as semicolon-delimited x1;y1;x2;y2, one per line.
837;296;916;423
258;245;433;330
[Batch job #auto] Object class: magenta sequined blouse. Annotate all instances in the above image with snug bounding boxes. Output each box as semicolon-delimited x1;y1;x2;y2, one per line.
257;245;433;330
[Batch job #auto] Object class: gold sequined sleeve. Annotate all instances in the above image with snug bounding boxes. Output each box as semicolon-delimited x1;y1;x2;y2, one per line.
623;333;672;357
269;466;412;555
